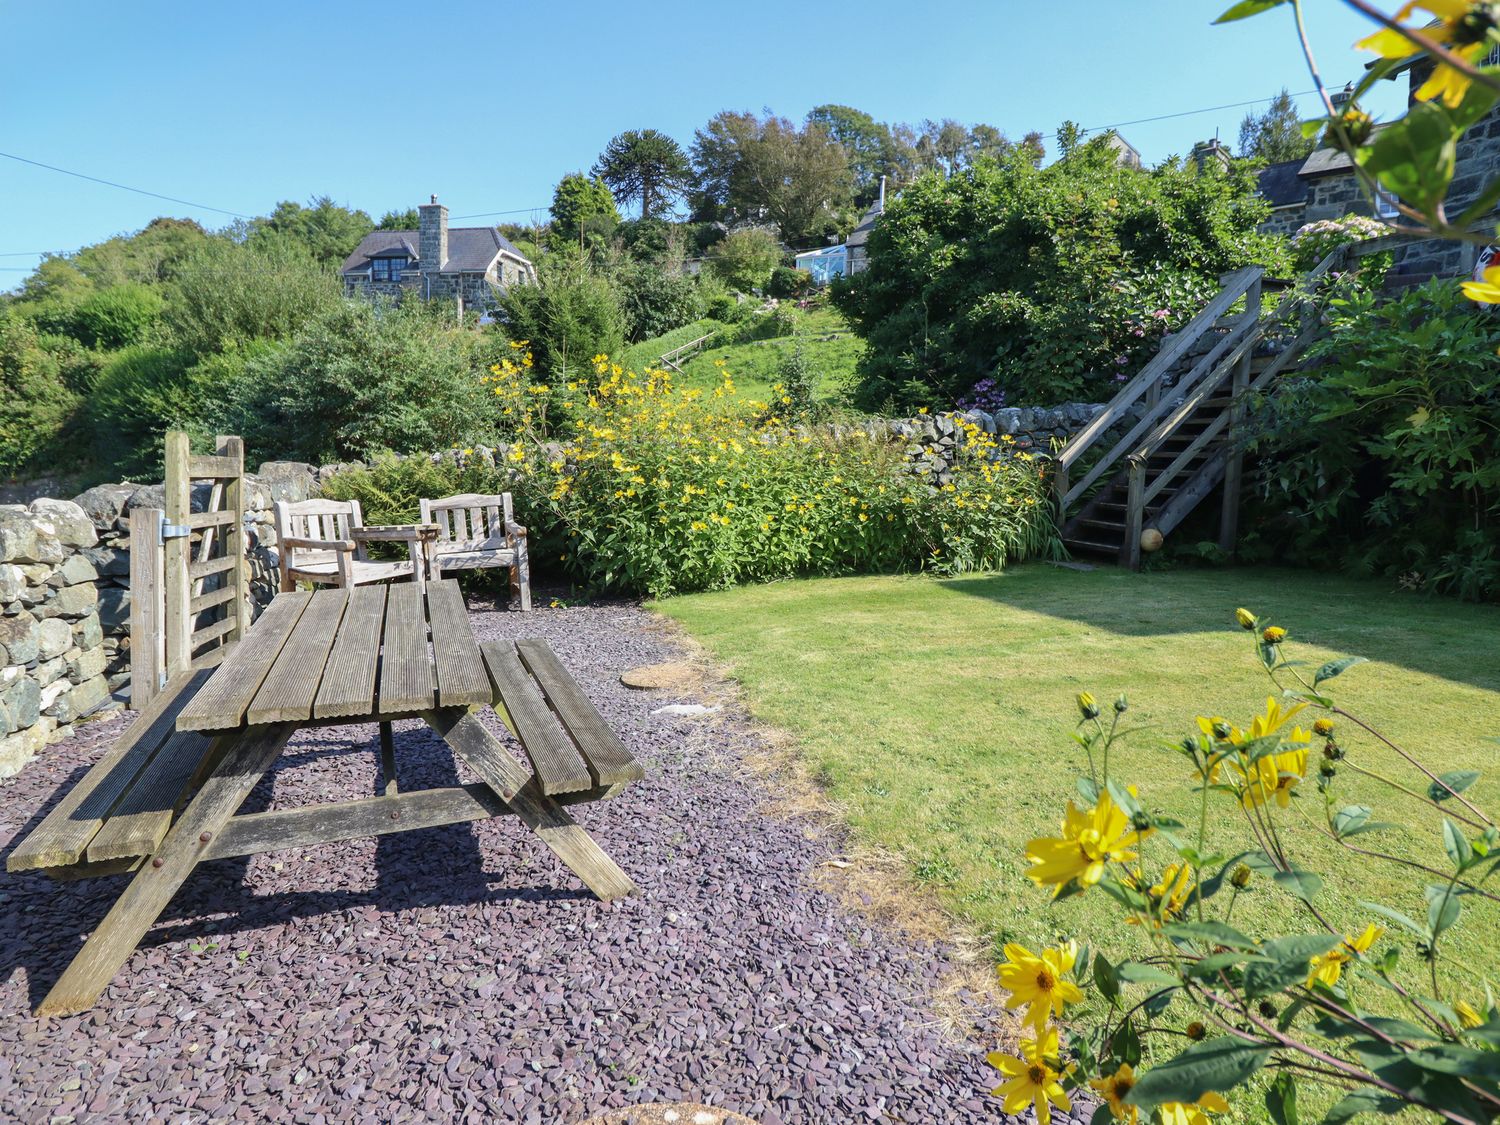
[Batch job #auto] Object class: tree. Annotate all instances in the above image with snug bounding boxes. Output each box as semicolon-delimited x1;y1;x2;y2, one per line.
832;137;1287;410
691;111;854;244
549;173;621;245
706;228;782;292
591;130;693;220
1238;89;1315;163
377;208;420;230
498;246;627;378
807;104;897;203
248;196;376;267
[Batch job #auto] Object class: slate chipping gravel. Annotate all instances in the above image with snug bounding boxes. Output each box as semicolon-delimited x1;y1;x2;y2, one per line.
0;599;1059;1125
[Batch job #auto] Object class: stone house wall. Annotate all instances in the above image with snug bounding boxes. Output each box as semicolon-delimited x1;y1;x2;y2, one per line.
341;271;502;313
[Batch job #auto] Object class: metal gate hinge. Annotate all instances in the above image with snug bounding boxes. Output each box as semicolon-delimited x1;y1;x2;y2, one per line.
159;513;191;540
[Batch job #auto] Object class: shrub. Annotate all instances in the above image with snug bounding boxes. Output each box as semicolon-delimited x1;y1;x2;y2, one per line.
706;228;782;292
1242;280;1500;601
69;283;165;349
1290;214;1389;273
0;313;83;476
832;140;1288;410
482;347;1053;596
766;266;813;299
704;291;753;323
498;246;627;380
776;336;817;418
223;301;496;464
87;345;205;478
990;610;1500;1125
617;262;704;342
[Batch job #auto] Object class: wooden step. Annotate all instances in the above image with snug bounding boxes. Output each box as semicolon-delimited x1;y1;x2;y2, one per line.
1064;538;1125;555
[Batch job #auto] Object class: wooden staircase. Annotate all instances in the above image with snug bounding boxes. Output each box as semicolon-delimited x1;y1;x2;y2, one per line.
1053;248;1348;568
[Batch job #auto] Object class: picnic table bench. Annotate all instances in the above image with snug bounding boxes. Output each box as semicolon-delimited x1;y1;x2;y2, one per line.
8;579;644;1016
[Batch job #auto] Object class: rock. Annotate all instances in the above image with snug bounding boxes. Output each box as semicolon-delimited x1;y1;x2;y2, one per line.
67;646;106;684
73;612;103;649
29;498;98;548
54;583;99;618
45;674;108;722
650;703;721;718
72;483;137;529
0;699;9;734
97;586;131;629
619;662;701;690
35;655;66;687
0;611;40;664
255;462;317;503
0;510;41;563
0;563;23;602
54;554;99;586
38;615;72;659
3;676;41;728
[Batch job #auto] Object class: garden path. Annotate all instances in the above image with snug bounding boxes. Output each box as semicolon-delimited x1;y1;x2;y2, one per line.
0;599;1064;1125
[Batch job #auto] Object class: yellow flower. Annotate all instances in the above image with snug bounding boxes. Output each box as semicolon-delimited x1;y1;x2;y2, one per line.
1456;999;1486;1028
1356;1;1498;107
1262;625;1287;645
1077;691;1100;720
1235;607;1256;630
1462;260;1500;304
1307;923;1385;988
1025;789;1147;895
1233;741;1310;809
1089;1063;1139;1125
1126;863;1194;927
1313;717;1336;738
1158;1092;1230;1125
987;1025;1071;1125
996;941;1085;1029
1243;695;1307;741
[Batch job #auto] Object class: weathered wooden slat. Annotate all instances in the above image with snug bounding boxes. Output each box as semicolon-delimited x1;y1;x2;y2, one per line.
190;615;238;648
192;645;229;671
481;642;592;795
186;455;241;478
218;435;250;644
176;592;311;731
128;507;164;711
189;584;237;615
426;581;492;707
85;730;216;862
163;432;192;677
6;670;212;872
313;585;386;719
514;638;645;787
185;509;236;529
188;555;237;581
423;707;636;901
36;723;295;1016
244;589;347;724
377;583;433;715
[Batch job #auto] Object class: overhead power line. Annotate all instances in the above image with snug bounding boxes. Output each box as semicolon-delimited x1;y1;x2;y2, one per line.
1077;89;1323;137
0;150;252;218
449;205;549;220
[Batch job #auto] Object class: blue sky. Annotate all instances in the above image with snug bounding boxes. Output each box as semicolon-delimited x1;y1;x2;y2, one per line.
1;1;1409;287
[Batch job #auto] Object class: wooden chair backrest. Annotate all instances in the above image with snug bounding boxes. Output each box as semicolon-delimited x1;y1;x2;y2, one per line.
420;493;512;553
273;498;367;570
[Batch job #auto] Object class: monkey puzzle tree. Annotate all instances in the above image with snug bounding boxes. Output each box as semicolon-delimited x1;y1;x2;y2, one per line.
591;130;693;221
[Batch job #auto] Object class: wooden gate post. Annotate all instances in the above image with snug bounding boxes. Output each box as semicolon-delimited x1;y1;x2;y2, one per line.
127;508;164;710
163;432;193;677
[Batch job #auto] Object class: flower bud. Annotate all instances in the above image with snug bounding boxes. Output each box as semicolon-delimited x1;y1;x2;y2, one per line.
1258;1000;1278;1019
1212;720;1233;741
1113;694;1129;714
1186;1021;1207;1040
1235;608;1256;630
1320;762;1337;779
1230;864;1252;889
1313;717;1335;738
1337;106;1375;147
1131;811;1152;832
1077;692;1100;720
1262;626;1287;645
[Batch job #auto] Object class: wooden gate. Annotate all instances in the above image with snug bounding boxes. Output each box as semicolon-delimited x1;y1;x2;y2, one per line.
129;433;249;708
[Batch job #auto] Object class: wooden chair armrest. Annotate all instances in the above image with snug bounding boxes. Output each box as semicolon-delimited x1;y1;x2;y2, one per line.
505;521;528;537
282;536;356;552
351;523;440;543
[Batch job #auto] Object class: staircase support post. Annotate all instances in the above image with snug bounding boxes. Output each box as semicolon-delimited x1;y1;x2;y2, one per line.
1219;277;1260;556
1121;459;1145;571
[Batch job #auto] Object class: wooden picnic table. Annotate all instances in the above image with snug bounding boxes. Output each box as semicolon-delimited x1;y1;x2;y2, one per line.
8;579;644;1016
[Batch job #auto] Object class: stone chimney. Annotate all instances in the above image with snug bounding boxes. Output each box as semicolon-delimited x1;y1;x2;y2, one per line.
419;194;448;273
1190;138;1231;173
1330;82;1355;112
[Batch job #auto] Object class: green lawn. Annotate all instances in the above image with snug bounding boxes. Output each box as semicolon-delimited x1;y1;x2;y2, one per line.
678;305;862;403
657;565;1500;991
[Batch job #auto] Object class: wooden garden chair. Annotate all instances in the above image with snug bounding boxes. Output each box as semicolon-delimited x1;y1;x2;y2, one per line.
419;493;532;611
273;498;437;591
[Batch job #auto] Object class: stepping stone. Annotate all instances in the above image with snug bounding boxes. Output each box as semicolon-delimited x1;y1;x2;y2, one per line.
619;662;699;690
581;1105;759;1125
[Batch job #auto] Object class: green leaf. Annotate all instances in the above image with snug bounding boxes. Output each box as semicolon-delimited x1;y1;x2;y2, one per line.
1115;962;1181;990
1243;934;1342;997
1361;1016;1441;1042
1323;1088;1405;1124
1442;819;1473;870
1265;1072;1299;1125
1272;865;1323;902
1407;1044;1500;1081
1124;1037;1272;1107
1427;891;1461;937
1077;776;1101;804
1361;901;1428;939
1213;0;1288;22
1096;877;1151;912
1186;950;1268;979
1313;657;1366;686
1094;952;1120;1004
1162;921;1258;951
1429;770;1480;802
1358;102;1459;214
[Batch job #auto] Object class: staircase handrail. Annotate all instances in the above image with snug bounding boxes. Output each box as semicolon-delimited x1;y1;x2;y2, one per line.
1053;266;1263;510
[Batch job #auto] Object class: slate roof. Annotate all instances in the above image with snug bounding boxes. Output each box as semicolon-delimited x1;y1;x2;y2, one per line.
845;199;884;249
1256;159;1310;209
1296;123;1392;178
339;227;530;275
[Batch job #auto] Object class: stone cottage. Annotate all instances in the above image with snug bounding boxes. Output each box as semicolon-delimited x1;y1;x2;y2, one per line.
340;196;535;315
1256;54;1500;277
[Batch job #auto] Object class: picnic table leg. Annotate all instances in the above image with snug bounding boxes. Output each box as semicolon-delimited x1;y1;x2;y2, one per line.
36;723;295;1016
379;722;398;797
422;708;635;901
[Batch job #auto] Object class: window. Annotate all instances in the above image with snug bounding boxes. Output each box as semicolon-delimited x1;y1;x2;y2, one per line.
371;256;407;281
1375;188;1400;221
